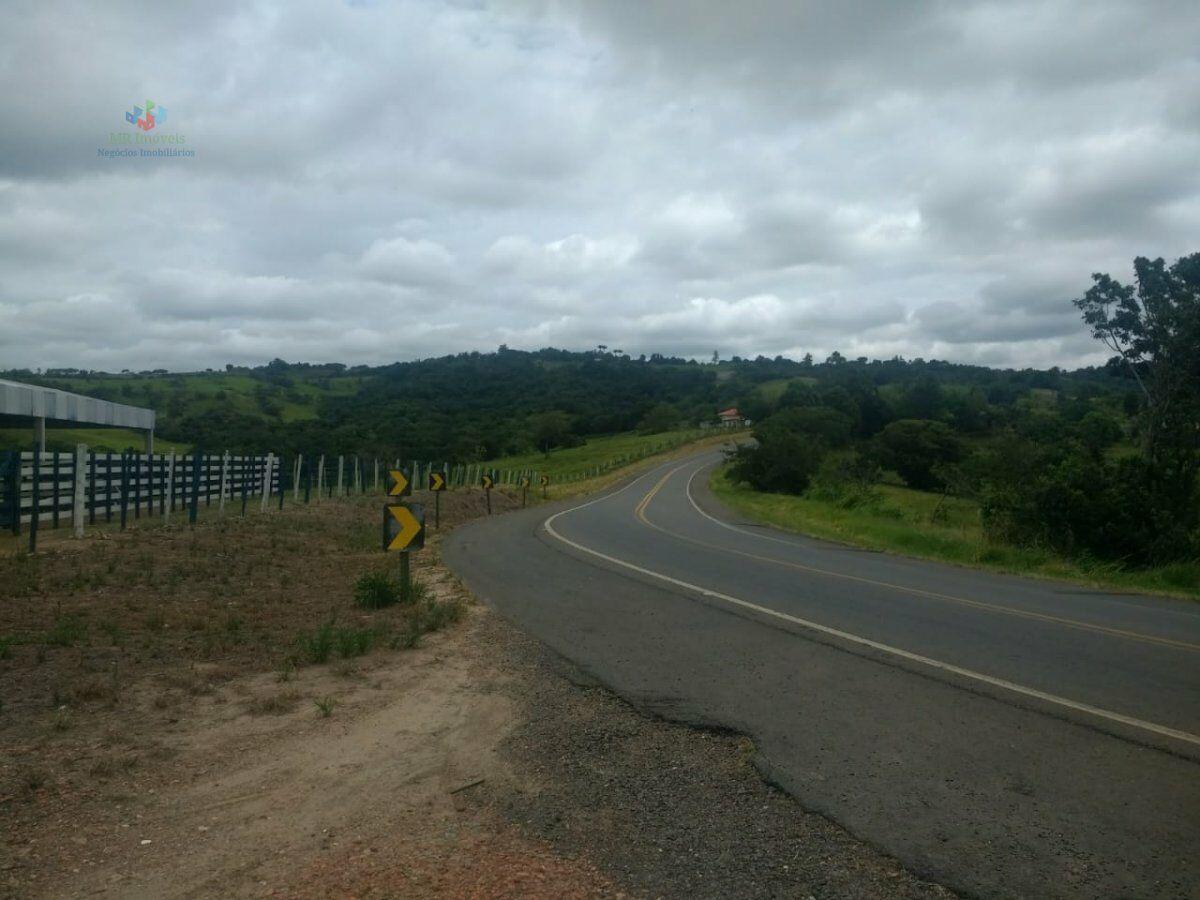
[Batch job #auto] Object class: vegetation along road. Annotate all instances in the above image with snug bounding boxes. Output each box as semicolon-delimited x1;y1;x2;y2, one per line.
444;448;1200;899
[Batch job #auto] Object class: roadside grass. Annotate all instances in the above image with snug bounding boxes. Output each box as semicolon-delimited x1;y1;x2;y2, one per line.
484;428;709;480
295;582;464;664
544;431;746;502
313;696;337;718
711;466;1200;601
353;570;406;609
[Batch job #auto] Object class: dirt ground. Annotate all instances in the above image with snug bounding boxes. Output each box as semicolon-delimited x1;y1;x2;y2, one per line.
1;482;952;899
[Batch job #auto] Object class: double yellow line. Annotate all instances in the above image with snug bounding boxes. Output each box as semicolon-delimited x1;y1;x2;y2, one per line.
633;467;675;522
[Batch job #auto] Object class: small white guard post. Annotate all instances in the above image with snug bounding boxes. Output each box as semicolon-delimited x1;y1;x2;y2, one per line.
163;451;176;525
218;452;229;514
72;443;87;538
261;453;273;512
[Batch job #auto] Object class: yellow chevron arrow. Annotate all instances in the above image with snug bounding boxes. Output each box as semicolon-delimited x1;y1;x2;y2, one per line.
388;469;409;496
429;471;446;491
540;475;550;486
482;474;494;490
519;476;531;488
386;504;423;551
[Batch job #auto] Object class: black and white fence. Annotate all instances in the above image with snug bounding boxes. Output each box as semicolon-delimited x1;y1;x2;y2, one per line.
1;449;283;536
1;430;713;550
0;448;548;546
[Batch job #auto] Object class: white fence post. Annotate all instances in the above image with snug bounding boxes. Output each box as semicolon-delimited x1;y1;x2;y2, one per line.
72;443;87;538
219;452;229;515
293;455;302;501
261;453;273;512
163;451;175;525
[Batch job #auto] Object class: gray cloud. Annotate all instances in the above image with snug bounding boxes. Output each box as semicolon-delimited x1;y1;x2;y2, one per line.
2;0;1198;373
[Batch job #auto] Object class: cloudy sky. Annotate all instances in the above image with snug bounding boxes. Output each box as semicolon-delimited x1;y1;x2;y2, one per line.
2;0;1197;372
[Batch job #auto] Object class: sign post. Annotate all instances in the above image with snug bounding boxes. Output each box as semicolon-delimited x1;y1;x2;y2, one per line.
481;472;494;514
519;475;531;508
428;469;447;528
540;473;550;500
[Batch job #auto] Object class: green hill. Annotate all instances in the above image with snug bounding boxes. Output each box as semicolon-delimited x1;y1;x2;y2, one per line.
1;348;1135;464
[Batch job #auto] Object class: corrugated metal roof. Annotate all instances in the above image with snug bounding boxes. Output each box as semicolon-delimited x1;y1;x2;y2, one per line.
0;379;155;430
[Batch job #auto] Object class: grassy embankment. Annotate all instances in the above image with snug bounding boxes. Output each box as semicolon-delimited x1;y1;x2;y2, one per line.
484;428;711;481
712;467;1200;600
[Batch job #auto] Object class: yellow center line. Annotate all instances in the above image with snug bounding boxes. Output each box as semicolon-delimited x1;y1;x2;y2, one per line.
631;462;1199;654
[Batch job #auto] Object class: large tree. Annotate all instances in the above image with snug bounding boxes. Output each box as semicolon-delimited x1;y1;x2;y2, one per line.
1074;253;1200;558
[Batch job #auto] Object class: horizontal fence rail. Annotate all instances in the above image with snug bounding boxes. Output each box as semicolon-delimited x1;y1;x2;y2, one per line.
2;450;280;530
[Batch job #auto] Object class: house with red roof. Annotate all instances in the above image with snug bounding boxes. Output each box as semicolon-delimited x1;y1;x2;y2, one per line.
717;407;747;428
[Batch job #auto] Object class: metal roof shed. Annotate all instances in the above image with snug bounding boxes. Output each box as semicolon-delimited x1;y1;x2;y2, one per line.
0;378;156;451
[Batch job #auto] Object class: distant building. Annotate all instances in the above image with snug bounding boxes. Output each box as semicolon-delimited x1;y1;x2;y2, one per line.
717;407;747;428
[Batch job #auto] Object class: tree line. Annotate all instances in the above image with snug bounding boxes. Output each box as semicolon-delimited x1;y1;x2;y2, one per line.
728;253;1199;567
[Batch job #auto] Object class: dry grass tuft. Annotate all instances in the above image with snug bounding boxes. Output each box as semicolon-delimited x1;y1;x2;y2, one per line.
245;689;302;716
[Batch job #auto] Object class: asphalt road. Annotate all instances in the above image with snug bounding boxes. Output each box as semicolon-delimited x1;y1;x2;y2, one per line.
443;450;1200;898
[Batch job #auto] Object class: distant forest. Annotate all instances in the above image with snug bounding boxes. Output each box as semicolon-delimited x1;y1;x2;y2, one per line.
6;344;1136;464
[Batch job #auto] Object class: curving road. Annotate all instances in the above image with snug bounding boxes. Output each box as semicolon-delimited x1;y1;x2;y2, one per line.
443;450;1200;898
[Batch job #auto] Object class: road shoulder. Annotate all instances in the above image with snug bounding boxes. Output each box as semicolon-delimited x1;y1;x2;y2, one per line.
11;540;954;899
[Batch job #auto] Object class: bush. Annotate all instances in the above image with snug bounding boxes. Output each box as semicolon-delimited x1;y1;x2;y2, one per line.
353;570;405;609
296;623;335;664
295;623;379;664
806;452;883;509
726;430;826;494
637;403;679;435
417;597;466;633
43;614;88;648
874;419;964;490
333;627;375;659
980;450;1197;565
529;410;576;454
